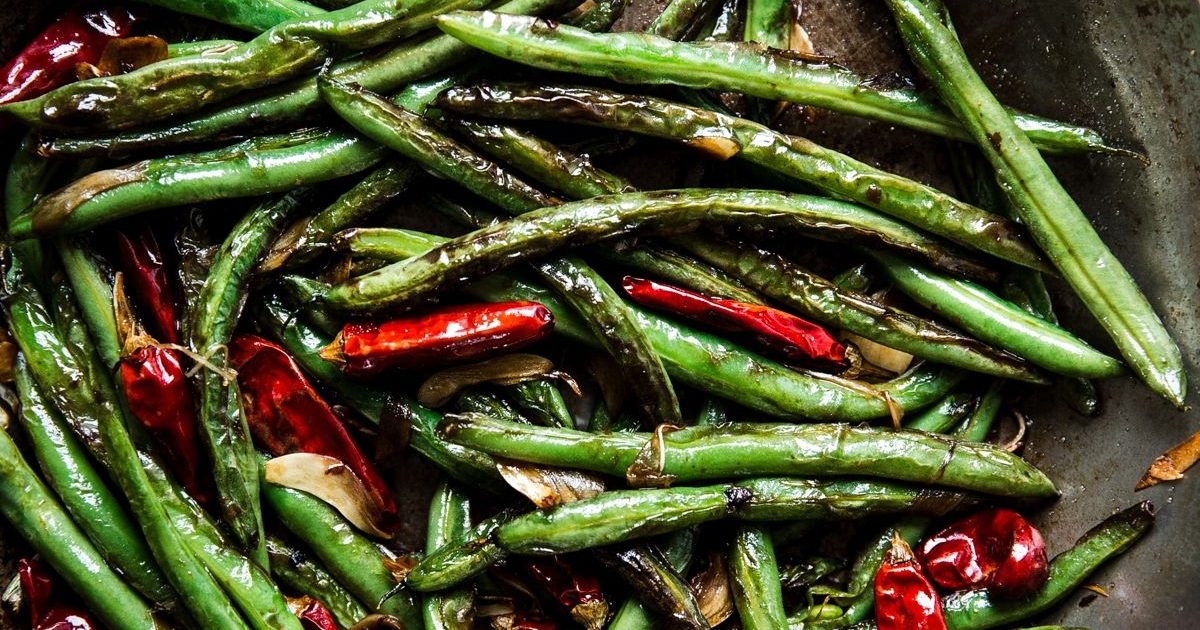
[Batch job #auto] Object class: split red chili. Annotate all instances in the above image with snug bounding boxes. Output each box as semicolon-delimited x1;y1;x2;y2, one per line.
114;225;180;344
296;600;339;630
0;7;135;106
230;334;398;527
522;556;607;630
321;301;554;376
120;343;209;504
874;534;946;630
18;558;97;630
917;508;1049;598
622;276;847;368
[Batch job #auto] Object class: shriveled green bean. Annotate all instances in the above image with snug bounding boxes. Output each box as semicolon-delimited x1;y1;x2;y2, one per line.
648;0;721;39
268;536;370;628
4;0;478;132
13;359;176;609
423;483;475;630
438;83;1047;272
440;413;1057;498
508;380;574;428
592;543;709;630
607;529;701;629
942;502;1154;629
673;234;1041;382
885;0;1184;406
434;12;1130;154
867;249;1123;380
134;0;324;32
167;39;243;57
307;227;965;421
731;525;788;630
405;512;511;592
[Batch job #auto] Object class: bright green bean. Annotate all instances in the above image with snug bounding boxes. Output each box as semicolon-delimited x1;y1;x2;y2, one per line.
268;536;370;628
954;380;1005;443
423;483;475;630
731;525;788;630
648;0;720;39
134;0;324;32
904;390;978;433
404;512;511;592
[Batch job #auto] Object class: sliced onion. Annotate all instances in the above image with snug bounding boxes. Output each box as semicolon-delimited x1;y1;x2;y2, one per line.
684;136;741;160
690;552;734;627
496;458;605;508
418;354;562;408
843;333;914;375
625;424;682;488
264;453;393;538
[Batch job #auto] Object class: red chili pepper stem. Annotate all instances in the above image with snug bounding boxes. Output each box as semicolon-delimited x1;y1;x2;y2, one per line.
874;533;947;630
621;276;848;368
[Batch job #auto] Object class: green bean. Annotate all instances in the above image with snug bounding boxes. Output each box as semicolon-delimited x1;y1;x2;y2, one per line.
191;193;305;565
867;249;1123;380
0;418;161;630
268;536;370;628
434;12;1130;155
953;380;1005;444
904;390;978;433
319;74;684;429
254;292;508;492
592;543;709;630
648;0;721;39
886;0;1184;406
671;234;1041;382
439;84;1046;272
324;188;992;312
4;0;478;132
134;0;324;32
563;0;629;32
832;264;875;294
423;483;475;630
262;159;419;272
508;380;574;428
264;483;421;625
13;359;177;610
594;241;762;303
17;129;383;237
942;501;1154;629
307;228;965;420
607;529;701;630
731;525;788;630
742;0;793;121
404;512;512;592
440;413;1057;498
167;39;243;57
779;556;844;593
36;0;572;157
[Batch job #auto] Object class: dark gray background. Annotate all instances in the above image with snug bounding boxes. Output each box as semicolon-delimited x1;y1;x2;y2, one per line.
1;0;1197;628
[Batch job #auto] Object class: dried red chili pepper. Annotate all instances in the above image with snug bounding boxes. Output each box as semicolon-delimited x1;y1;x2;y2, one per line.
115;225;180;344
230;334;397;527
621;276;847;368
0;7;135;106
522;556;607;630
917;508;1049;598
297;599;339;630
320;302;554;376
874;534;946;630
510;612;560;630
18;558;97;630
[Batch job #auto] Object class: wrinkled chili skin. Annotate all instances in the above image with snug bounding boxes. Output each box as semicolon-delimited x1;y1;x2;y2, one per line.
297;600;339;630
115;225;180;344
0;8;135;106
332;301;554;375
622;276;848;368
874;537;946;630
918;508;1049;598
119;345;209;504
230;334;398;526
522;555;605;620
19;558;98;630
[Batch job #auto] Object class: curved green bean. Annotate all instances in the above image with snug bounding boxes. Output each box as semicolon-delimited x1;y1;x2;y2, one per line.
190;193;306;565
319;73;684;428
904;389;979;433
867;249;1123;379
309;227;965;421
17;129;383;237
439;83;1046;272
135;0;323;32
0;421;161;630
324;188;991;312
440;413;1057;498
403;512;511;592
886;0;1184;406
3;0;477;132
268;536;370;628
942;502;1154;629
672;234;1042;382
423;483;475;630
264;483;421;625
13;359;176;610
731;525;788;630
434;12;1130;154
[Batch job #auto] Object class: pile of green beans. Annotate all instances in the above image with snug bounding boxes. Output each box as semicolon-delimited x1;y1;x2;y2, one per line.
0;0;1171;628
